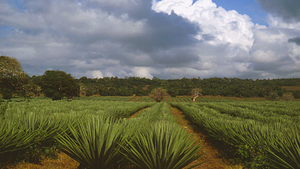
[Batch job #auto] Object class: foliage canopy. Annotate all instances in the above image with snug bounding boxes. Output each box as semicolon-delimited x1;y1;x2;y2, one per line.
0;56;28;99
40;70;79;100
149;87;169;102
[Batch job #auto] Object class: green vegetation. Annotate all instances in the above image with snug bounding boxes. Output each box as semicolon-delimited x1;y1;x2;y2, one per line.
2;55;300;168
57;117;129;169
122;123;204;169
149;87;169;102
2;55;300;100
71;76;300;98
0;55;29;99
1;97;300;168
171;101;300;168
0;99;204;168
40;70;80;100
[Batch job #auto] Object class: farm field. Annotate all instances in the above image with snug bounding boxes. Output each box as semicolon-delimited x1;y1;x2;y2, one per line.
1;97;300;168
129;96;267;102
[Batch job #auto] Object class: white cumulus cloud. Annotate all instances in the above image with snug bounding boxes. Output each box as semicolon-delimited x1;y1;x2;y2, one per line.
153;0;255;50
132;67;154;79
87;70;103;79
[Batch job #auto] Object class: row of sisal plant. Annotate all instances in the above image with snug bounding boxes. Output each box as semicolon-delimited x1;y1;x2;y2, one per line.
4;100;155;121
226;101;300;117
1;100;205;168
193;102;300;126
171;102;300;169
0;100;153;167
5;99;153;115
74;96;135;102
58;102;205;169
0;109;73;166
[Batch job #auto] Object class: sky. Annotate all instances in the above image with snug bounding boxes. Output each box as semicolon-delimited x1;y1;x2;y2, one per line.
0;0;300;79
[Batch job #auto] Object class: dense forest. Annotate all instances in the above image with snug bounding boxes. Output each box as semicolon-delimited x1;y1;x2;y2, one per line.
31;75;300;98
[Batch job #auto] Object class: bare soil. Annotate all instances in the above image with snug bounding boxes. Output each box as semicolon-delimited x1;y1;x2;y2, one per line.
169;105;242;169
129;96;139;101
8;152;79;169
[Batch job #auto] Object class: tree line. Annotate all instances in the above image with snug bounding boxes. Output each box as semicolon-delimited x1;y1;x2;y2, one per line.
0;56;79;100
2;55;300;100
71;76;300;99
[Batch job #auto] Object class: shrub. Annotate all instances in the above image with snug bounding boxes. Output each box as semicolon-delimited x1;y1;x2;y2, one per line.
257;91;265;97
281;92;294;101
2;90;12;99
85;90;93;97
293;91;300;99
52;92;62;101
149;87;169;102
266;92;280;101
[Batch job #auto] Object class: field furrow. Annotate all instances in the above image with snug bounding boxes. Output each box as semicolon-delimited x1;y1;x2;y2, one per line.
169;105;241;169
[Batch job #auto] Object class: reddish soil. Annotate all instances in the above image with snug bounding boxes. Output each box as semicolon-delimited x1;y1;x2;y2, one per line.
169;105;242;169
8;152;79;169
129;96;139;102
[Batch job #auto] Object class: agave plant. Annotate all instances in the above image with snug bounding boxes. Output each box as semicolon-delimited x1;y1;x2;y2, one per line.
122;122;205;169
0;120;36;155
0;119;37;167
57;116;129;169
267;130;300;169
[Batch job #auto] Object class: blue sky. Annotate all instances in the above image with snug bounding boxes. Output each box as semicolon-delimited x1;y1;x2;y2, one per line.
212;0;268;25
0;0;300;79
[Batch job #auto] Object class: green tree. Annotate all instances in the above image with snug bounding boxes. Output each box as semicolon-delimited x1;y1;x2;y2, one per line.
149;87;169;102
40;70;79;100
18;79;42;99
266;91;280;101
293;91;300;99
0;55;28;99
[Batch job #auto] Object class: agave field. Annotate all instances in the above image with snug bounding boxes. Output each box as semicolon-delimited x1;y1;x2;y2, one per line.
171;101;300;168
0;98;204;169
1;97;300;168
131;96;231;103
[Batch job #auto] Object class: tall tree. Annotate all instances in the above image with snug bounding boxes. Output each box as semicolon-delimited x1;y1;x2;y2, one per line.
41;70;79;100
0;55;28;99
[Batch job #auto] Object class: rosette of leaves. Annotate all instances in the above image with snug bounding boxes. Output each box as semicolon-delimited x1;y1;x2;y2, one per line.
0;120;36;166
121;122;205;169
57;117;129;169
267;130;300;169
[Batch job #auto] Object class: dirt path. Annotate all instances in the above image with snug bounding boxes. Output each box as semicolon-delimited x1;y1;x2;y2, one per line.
129;96;139;101
169;105;242;169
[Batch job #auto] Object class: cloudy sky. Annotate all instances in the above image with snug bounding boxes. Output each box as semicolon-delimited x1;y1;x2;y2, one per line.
1;0;300;79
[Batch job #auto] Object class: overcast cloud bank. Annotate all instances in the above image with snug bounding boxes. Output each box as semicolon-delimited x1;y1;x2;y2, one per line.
0;0;300;79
